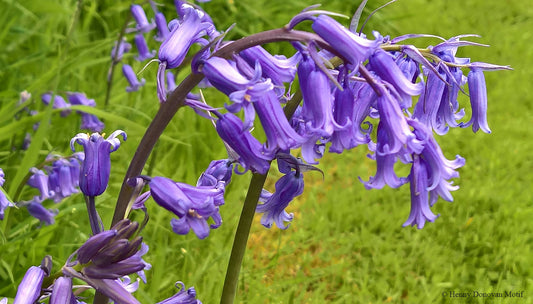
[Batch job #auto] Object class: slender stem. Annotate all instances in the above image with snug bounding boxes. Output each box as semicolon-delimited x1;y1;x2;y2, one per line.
85;196;102;235
220;84;304;304
220;173;267;304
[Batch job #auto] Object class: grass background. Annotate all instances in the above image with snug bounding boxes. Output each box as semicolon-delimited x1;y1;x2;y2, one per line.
0;0;531;303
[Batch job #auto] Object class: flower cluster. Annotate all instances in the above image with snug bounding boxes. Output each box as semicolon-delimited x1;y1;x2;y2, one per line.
16;153;84;225
41;92;105;132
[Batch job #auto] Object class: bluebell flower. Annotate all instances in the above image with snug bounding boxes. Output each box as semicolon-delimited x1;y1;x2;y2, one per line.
464;68;490;133
149;176;225;239
413;67;448;131
122;64;146;92
134;34;156;61
297;55;340;137
47;158;80;202
197;159;234;187
201;56;274;129
13;256;51;304
67;92;105;132
154;12;170;42
111;38;132;62
256;170;304;229
157;5;213;101
329;79;375;153
360;123;408;189
79;113;105;132
369;49;424;108
409;119;464;206
70;131;126;197
156;281;202;304
27;168;54;201
49;277;74;304
131;4;156;33
26;200;58;225
215;113;273;174
402;155;439;229
311;14;380;66
373;81;423;156
41;93;71;117
0;168;14;220
239;45;300;90
255;90;306;153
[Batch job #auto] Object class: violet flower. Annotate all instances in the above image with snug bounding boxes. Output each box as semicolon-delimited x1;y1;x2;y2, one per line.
68;220;147;282
373;81;423;156
156;281;202;304
122;64;146;92
297;55;339;137
0;168;14;220
154;12;170;42
215;113;273;174
464;68;491;133
134;34;156;61
70;131;126;197
13;256;51;304
41;93;71;117
79;113;105;132
47;158;80;202
368;48;424;108
409;119;465;206
49;277;74;304
254;90;305;153
311;14;380;66
256;170;304;229
201;56;273;129
131;4;156;33
402;155;439;229
157;5;213;101
197;159;234;187
239;45;300;89
149;176;225;239
27;168;54;201
360;123;408;189
27;200;58;225
111;38;132;62
67;92;105;132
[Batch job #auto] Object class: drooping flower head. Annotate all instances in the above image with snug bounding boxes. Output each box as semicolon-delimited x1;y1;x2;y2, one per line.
70;130;126;197
256;156;306;229
41;93;71;117
133;34;156;62
157;5;214;102
149;176;225;239
122;64;146;93
402;155;439;229
111;38;132;63
215;112;273;175
131;4;156;33
67;92;105;132
464;68;490;133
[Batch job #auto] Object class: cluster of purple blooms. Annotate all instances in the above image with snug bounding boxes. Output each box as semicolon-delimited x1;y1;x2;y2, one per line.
0;0;510;302
41;92;105;133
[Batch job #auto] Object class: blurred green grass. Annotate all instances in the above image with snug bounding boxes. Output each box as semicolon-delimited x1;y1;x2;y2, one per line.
0;0;531;303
